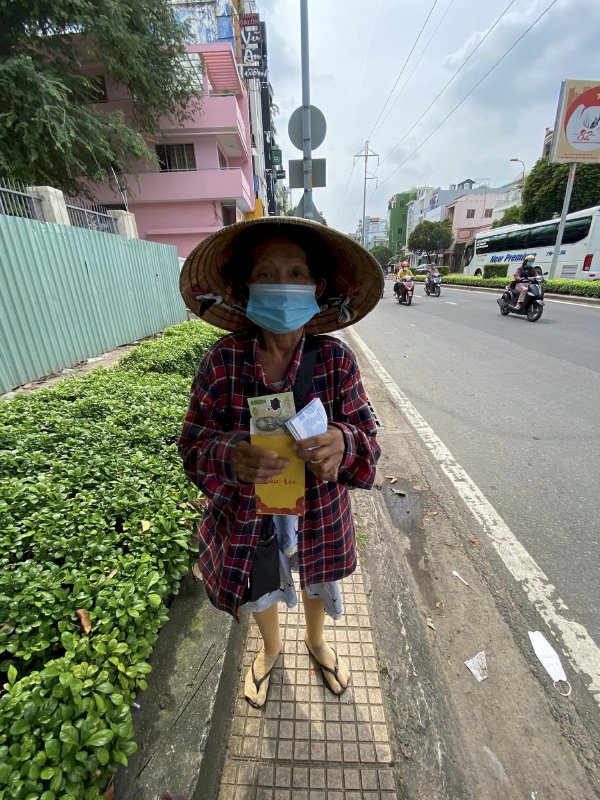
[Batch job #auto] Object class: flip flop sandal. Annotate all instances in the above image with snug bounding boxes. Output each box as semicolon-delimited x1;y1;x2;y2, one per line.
244;655;279;709
305;641;350;696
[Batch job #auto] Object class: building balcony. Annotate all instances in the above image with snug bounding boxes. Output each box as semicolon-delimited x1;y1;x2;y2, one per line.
95;93;248;159
91;167;254;212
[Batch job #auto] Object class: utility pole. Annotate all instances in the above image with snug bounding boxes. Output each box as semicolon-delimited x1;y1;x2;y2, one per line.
354;141;379;248
548;162;576;279
300;0;313;219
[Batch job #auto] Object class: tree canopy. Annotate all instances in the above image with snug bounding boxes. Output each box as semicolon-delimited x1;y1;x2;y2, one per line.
521;158;600;224
491;204;522;228
0;0;200;195
408;220;452;260
369;245;394;267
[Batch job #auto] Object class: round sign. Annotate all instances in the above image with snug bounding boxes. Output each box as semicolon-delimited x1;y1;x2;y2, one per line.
563;85;600;152
288;105;327;151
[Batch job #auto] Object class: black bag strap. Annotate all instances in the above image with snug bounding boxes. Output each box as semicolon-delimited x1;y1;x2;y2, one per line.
293;335;318;410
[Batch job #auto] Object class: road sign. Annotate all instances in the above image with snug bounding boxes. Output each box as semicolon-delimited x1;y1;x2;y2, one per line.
288;105;327;151
288;158;326;189
294;194;324;224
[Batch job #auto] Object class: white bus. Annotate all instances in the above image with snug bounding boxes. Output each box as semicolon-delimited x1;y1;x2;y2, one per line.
463;205;600;281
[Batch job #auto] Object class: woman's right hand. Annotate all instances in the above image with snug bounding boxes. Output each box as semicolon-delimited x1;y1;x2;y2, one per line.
233;441;290;484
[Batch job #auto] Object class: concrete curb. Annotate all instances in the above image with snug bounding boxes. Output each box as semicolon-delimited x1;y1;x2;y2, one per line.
115;576;248;800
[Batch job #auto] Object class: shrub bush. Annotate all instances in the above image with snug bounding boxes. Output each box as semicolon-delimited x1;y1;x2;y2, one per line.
0;321;220;799
424;275;600;297
439;266;450;276
483;263;508;279
119;320;224;379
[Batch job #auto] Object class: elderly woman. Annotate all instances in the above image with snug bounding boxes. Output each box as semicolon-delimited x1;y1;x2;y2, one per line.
178;217;382;708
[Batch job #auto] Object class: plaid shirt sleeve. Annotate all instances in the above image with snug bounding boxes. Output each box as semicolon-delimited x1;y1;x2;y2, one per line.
329;345;380;489
178;348;249;493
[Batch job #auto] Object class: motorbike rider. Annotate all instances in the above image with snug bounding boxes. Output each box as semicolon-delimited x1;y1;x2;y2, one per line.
511;255;537;310
395;261;413;300
426;264;440;292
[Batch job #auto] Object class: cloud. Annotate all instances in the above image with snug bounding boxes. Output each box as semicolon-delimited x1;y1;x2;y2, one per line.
257;0;600;233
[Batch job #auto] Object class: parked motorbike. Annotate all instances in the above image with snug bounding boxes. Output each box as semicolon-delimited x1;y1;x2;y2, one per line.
424;273;442;297
497;274;546;322
395;276;414;306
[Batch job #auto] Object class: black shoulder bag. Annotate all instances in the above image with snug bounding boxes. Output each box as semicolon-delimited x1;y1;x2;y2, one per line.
244;336;319;602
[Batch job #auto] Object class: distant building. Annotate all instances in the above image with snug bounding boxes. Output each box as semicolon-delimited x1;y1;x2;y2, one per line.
387;192;414;255
542;127;554;157
357;216;388;250
85;1;280;257
491;178;524;223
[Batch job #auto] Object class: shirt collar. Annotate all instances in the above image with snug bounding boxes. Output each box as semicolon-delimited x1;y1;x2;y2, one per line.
240;329;307;390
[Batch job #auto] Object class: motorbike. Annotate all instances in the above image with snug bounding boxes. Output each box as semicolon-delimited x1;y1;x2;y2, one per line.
497;274;546;322
424;273;442;297
394;276;414;306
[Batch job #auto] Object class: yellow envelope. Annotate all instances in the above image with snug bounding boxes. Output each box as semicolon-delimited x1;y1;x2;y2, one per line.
250;433;305;515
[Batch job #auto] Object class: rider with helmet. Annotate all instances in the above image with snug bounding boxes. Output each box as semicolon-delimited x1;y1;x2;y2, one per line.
511;254;537;310
395;261;413;300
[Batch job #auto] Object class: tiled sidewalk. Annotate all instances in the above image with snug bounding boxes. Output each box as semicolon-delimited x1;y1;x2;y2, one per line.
218;562;398;800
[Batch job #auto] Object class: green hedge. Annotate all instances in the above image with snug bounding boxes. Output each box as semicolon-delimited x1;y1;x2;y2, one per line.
483;263;508;279
0;321;223;800
413;274;600;297
119;320;224;379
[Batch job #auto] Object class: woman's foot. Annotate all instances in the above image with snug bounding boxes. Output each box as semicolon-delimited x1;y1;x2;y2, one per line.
305;638;350;695
244;647;281;708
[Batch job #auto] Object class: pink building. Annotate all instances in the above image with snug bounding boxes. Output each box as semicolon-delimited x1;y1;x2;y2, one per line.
445;190;502;269
88;42;255;258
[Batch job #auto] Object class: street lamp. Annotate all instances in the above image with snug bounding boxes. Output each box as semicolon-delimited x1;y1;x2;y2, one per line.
510;158;526;188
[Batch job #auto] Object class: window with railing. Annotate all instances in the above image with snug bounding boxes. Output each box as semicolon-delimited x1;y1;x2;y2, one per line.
156;143;197;172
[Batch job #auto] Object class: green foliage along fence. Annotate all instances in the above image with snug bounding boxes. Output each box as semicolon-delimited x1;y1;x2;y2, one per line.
0;215;187;394
0;321;223;800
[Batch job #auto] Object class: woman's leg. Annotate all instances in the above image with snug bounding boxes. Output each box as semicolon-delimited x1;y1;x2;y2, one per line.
302;591;350;693
244;603;282;707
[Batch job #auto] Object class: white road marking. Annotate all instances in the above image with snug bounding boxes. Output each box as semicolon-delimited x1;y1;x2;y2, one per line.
446;287;599;309
445;301;458;305
347;327;600;709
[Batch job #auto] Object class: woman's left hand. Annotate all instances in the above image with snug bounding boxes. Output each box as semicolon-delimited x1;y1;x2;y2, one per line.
293;425;345;482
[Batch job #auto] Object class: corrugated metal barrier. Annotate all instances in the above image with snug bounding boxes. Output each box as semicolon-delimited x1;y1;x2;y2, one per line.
0;215;187;394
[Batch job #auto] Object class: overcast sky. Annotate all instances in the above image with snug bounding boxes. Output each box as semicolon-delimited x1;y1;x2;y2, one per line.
257;0;600;234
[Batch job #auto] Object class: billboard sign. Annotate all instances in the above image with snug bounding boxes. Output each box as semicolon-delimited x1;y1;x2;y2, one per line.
239;13;265;79
272;148;282;166
550;79;600;164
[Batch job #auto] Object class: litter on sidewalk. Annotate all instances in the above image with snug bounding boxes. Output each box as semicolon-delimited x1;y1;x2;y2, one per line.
452;569;469;586
528;631;572;696
464;651;488;682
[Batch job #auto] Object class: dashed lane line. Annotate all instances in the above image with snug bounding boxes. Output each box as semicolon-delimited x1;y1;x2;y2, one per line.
347;326;600;710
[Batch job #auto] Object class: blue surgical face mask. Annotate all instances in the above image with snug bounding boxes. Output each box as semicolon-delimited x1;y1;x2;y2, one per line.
245;284;320;334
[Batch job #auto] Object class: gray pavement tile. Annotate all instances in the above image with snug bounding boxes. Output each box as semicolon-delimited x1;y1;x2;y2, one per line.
219;567;397;799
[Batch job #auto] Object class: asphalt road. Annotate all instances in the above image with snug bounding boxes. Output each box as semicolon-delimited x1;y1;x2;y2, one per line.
354;282;600;644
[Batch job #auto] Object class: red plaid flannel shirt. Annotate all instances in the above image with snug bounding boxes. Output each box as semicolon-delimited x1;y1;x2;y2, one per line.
178;330;380;618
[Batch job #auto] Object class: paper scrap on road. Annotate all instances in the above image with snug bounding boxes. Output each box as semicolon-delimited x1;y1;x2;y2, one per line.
528;631;572;696
465;651;488;682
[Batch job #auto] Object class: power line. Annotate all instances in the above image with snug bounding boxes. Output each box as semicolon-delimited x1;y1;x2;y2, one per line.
370;0;456;140
377;0;517;168
354;142;380;245
368;0;560;205
367;1;439;141
332;159;359;227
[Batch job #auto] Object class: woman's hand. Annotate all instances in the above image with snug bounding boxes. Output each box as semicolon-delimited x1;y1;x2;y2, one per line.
294;425;345;482
233;441;290;484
